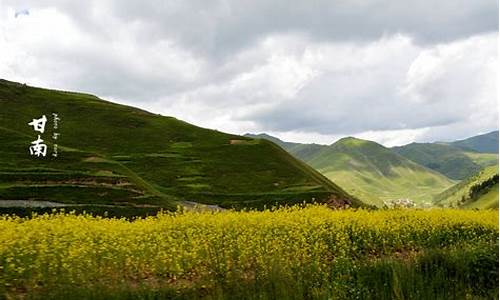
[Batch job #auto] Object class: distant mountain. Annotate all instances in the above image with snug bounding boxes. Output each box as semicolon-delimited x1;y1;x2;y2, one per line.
247;134;454;207
245;133;325;161
245;133;299;150
392;142;498;180
0;79;362;214
448;131;499;153
434;165;499;209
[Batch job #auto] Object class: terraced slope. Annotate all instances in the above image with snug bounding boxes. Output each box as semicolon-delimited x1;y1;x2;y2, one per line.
0;79;361;214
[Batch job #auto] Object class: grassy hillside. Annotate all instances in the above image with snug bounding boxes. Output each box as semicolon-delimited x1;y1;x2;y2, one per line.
0;79;361;213
245;133;325;161
464;151;499;167
249;135;455;207
448;131;499;153
309;138;455;207
392;142;498;180
434;165;499;209
462;183;498;209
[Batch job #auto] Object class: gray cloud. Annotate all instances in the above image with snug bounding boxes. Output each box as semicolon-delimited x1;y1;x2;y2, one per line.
244;34;496;135
5;0;498;56
0;0;497;146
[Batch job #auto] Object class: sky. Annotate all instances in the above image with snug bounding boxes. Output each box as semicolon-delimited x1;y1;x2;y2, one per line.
0;0;498;147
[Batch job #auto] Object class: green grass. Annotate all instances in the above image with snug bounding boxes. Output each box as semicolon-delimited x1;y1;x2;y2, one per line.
321;166;454;207
250;135;455;207
448;130;498;153
462;183;499;209
464;151;499;168
434;165;499;208
392;142;498;180
0;79;361;213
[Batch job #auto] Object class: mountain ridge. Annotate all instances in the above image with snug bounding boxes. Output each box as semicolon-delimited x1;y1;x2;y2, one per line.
446;131;499;153
392;142;498;180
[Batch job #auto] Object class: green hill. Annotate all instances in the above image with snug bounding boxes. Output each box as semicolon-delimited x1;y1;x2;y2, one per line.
462;183;498;209
248;135;455;207
245;133;325;161
434;165;499;209
0;79;361;214
392;142;498;180
448;131;499;153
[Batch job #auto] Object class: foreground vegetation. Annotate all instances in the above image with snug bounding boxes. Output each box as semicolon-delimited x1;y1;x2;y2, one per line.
0;206;497;299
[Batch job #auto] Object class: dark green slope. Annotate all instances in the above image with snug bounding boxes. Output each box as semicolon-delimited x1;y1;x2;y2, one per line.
248;135;454;206
448;131;499;153
392;143;497;180
244;133;299;150
0;79;361;213
245;133;325;161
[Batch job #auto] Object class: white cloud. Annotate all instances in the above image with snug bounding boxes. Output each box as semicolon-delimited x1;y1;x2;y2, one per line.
156;33;496;146
0;5;205;99
0;1;497;146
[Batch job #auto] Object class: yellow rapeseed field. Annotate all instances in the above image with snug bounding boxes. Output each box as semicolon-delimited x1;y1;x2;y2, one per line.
0;206;497;299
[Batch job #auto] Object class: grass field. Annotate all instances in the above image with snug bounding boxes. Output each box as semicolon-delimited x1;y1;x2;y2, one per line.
0;80;359;212
462;183;499;209
308;138;455;206
465;152;499;168
0;206;497;299
248;135;456;207
393;142;498;180
434;165;499;208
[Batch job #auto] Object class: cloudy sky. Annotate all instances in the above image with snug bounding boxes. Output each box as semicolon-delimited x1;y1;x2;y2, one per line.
0;0;498;146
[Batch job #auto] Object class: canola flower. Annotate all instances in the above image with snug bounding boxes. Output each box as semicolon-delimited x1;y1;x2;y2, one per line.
0;205;497;298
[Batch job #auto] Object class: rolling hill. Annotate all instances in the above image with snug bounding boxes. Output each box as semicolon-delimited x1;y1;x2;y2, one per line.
0;79;361;215
447;131;499;153
247;134;455;207
434;165;499;209
246;133;325;161
392;142;498;180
